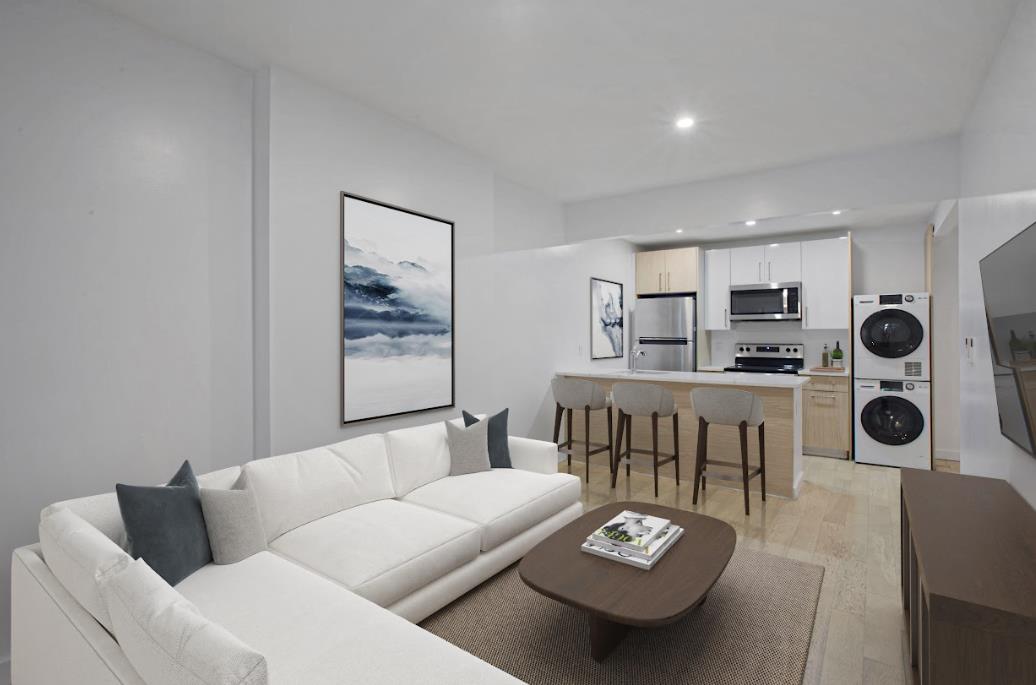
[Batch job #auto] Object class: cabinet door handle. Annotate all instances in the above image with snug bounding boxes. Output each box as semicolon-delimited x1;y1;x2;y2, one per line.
658;273;662;291
758;262;762;281
724;307;728;327
768;261;772;281
666;272;671;291
803;305;808;328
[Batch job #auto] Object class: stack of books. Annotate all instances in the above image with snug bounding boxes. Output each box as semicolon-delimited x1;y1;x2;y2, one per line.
581;510;684;570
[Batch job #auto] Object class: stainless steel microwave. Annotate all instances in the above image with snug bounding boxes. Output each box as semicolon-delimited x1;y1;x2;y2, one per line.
729;282;802;321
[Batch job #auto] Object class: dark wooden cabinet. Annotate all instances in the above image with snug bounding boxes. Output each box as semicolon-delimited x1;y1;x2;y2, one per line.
900;469;1036;684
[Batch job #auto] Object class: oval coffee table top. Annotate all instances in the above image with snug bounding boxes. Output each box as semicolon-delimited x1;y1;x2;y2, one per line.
519;501;736;627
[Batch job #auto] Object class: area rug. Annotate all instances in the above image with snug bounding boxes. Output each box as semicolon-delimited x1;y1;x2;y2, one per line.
421;548;824;685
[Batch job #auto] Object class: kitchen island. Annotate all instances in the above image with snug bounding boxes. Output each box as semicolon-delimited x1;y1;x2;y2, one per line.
556;370;808;498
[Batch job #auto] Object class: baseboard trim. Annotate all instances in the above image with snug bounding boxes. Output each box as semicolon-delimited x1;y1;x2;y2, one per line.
934;449;960;461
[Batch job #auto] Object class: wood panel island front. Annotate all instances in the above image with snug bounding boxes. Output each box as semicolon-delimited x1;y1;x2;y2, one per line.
555;370;808;498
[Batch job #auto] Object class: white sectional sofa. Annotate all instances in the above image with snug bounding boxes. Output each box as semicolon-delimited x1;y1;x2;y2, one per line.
11;418;583;684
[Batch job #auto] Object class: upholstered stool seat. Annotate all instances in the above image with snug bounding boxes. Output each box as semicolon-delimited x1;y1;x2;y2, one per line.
609;382;679;497
551;377;613;482
690;387;766;515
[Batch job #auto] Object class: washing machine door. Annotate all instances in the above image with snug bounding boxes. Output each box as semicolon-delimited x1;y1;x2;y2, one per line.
859;310;924;358
860;396;925;445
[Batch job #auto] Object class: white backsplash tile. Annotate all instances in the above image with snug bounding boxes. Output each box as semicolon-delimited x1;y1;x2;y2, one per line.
707;322;850;369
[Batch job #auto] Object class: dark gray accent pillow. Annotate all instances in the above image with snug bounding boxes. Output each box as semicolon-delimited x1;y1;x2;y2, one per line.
116;460;212;586
463;409;511;468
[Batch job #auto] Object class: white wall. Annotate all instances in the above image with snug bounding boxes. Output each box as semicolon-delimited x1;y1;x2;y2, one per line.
850;224;929;295
956;0;1036;505
957;193;1036;503
931;211;960;460
257;67;634;455
0;0;254;663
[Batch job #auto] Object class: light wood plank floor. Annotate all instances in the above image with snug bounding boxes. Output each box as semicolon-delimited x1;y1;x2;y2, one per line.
568;454;912;685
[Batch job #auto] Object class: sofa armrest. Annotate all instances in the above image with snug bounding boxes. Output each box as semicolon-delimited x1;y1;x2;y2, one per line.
507;437;560;474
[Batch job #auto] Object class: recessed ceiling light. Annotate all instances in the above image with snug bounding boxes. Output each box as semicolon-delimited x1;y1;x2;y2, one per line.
675;228;684;233
745;220;757;226
675;116;695;130
832;210;842;215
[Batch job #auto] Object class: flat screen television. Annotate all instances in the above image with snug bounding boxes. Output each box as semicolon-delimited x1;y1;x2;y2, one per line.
979;219;1036;456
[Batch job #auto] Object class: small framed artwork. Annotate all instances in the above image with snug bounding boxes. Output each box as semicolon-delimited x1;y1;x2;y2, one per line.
340;192;454;424
590;277;624;359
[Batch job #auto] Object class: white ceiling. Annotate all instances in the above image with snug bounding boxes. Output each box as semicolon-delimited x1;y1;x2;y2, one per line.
628;201;938;247
92;0;1018;201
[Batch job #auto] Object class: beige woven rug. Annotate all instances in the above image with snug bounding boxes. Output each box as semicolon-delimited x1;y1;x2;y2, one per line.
421;548;824;685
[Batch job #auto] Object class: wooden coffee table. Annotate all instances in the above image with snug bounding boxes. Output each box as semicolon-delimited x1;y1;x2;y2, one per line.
518;501;736;661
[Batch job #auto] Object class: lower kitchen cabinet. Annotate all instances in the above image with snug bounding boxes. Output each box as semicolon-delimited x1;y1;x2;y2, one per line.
803;376;849;458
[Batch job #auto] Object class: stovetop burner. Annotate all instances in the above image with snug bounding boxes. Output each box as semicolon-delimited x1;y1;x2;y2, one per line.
725;342;805;374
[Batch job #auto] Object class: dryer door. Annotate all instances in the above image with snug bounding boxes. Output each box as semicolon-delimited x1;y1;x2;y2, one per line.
859;309;924;359
860;396;925;445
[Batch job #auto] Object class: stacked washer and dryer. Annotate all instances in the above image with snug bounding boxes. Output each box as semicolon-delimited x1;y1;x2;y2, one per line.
852;293;932;469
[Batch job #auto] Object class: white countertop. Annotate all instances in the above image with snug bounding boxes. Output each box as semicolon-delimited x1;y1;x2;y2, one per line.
797;369;850;377
557;369;810;389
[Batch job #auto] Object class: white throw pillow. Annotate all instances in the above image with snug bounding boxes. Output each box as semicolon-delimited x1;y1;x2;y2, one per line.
99;558;267;685
39;507;132;633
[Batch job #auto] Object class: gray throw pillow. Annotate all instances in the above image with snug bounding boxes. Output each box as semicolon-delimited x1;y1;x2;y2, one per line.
446;419;491;476
199;488;267;565
462;409;511;468
116;460;211;586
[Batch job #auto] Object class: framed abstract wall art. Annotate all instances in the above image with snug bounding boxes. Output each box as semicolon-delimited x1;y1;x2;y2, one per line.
340;192;454;424
590;277;624;359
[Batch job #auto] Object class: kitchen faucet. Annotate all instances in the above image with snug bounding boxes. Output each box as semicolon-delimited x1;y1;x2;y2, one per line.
630;345;646;372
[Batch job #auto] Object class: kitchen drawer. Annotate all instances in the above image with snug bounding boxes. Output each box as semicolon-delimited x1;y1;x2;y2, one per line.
806;376;849;393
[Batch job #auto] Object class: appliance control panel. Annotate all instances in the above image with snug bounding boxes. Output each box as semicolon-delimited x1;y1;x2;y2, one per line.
734;343;804;359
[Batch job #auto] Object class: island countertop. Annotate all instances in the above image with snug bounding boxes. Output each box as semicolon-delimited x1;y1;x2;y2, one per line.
556;369;810;389
555;369;804;498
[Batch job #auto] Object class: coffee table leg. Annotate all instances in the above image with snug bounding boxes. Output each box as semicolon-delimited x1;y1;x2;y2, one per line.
588;615;630;661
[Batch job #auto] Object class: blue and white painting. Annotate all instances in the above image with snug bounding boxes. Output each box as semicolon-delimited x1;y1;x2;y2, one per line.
591;278;623;359
341;194;453;423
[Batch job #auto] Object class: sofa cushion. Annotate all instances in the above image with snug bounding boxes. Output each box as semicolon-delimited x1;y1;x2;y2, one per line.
243;434;394;542
39;507;133;633
176;552;519;684
41;465;244;551
402;470;582;551
99;558;267;685
269;499;481;607
200;488;267;565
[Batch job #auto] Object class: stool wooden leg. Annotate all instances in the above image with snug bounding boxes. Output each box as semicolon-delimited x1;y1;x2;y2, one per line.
625;414;632;479
758;422;766;502
673;413;680;486
700;417;708;493
606;406;614;474
566;408;573;473
552;404;564;444
693;418;707;505
651;413;659;498
611;410;625;488
739;420;750;516
584;406;591;483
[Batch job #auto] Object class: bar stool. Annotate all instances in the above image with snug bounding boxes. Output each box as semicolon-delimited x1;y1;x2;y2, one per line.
551;377;614;482
690;387;766;515
609;382;679;497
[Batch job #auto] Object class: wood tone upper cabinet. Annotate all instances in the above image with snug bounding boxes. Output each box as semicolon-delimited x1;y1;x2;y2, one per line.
635;247;700;295
636;251;668;295
803;376;850;457
729;245;765;285
801;237;850;330
665;247;699;293
763;241;801;283
704;248;731;330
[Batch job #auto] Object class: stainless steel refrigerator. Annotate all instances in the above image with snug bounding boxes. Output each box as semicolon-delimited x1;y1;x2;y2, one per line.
632;295;696;372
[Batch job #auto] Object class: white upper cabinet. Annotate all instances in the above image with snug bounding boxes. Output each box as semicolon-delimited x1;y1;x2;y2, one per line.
801;237;850;330
704;248;731;330
729;245;765;285
763;241;801;283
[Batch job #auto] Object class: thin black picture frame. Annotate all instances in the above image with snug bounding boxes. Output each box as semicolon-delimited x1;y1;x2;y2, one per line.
590;277;624;360
340;191;455;425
